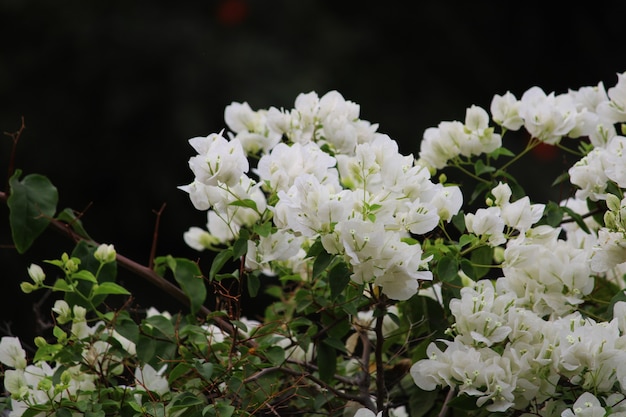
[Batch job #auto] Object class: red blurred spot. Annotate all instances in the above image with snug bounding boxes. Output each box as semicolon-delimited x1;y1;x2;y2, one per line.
531;141;559;161
217;0;248;26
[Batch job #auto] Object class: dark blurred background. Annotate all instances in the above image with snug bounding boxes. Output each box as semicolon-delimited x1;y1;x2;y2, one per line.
1;0;626;344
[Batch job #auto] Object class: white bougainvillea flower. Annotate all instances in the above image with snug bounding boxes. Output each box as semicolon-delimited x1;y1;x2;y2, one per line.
518;86;577;144
464;207;506;246
490;91;524;131
186;131;249;187
354;409;382;417
0;337;27;370
590;229;626;273
597;71;626;124
256;141;340;193
560;392;605;417
135;364;169;396
27;264;45;285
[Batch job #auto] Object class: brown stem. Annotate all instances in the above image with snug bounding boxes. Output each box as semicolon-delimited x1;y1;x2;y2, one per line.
374;302;387;413
149;202;166;269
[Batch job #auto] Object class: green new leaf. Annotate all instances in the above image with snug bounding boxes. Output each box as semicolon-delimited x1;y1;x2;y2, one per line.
473;159;496;176
8;170;58;253
229;198;258;211
71;270;98;283
92;282;130;296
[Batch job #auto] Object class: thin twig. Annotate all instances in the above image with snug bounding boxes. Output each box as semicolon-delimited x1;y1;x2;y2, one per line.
4;116;25;193
149;202;166;269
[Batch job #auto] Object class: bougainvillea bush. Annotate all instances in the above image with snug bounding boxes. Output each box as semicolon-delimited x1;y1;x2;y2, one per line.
2;71;626;417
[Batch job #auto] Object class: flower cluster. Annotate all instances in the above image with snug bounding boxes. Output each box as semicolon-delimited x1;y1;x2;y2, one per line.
180;90;463;301
410;71;626;415
3;71;626;417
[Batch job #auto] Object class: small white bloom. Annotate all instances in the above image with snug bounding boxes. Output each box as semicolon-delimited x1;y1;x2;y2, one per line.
94;243;116;263
52;300;72;325
135;364;169;396
27;264;45;285
0;337;27;370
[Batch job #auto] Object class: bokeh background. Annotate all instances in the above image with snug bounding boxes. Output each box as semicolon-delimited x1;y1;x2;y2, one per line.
2;0;626;345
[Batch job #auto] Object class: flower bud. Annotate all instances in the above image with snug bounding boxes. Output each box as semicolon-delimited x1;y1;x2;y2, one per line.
27;264;45;285
34;336;47;348
19;282;36;294
94;243;117;264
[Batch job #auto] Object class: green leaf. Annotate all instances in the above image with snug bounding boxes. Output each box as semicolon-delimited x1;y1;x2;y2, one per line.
55;208;92;240
55;407;73;417
469;245;493;280
168;362;192;384
246;273;260;298
312;249;333;279
436;255;459;282
144;314;176;338
8;170;58;253
232;232;249;259
561;205;591;234
328;261;351;300
52;279;72;292
169;392;205;411
253;221;272;237
228;199;258;211
173;257;206;315
473;159;496;176
542;201;564;227
317;340;336;383
264;345;285;366
71;270;98;283
193;360;214;381
92;282;130;296
210;249;234;280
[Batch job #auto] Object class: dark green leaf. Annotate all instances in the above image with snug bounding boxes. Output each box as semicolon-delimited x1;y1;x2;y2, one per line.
170;257;206;315
210;249;234;280
312;249;333;279
473;159;495;176
316;341;336;383
8;170;58;253
55;408;73;417
144;315;176;338
470;245;493;280
247;273;260;297
542;201;564;227
306;238;324;258
328;261;350;299
264;345;285;366
168;363;192;384
194;360;214;381
561;206;591;234
436;255;459;282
